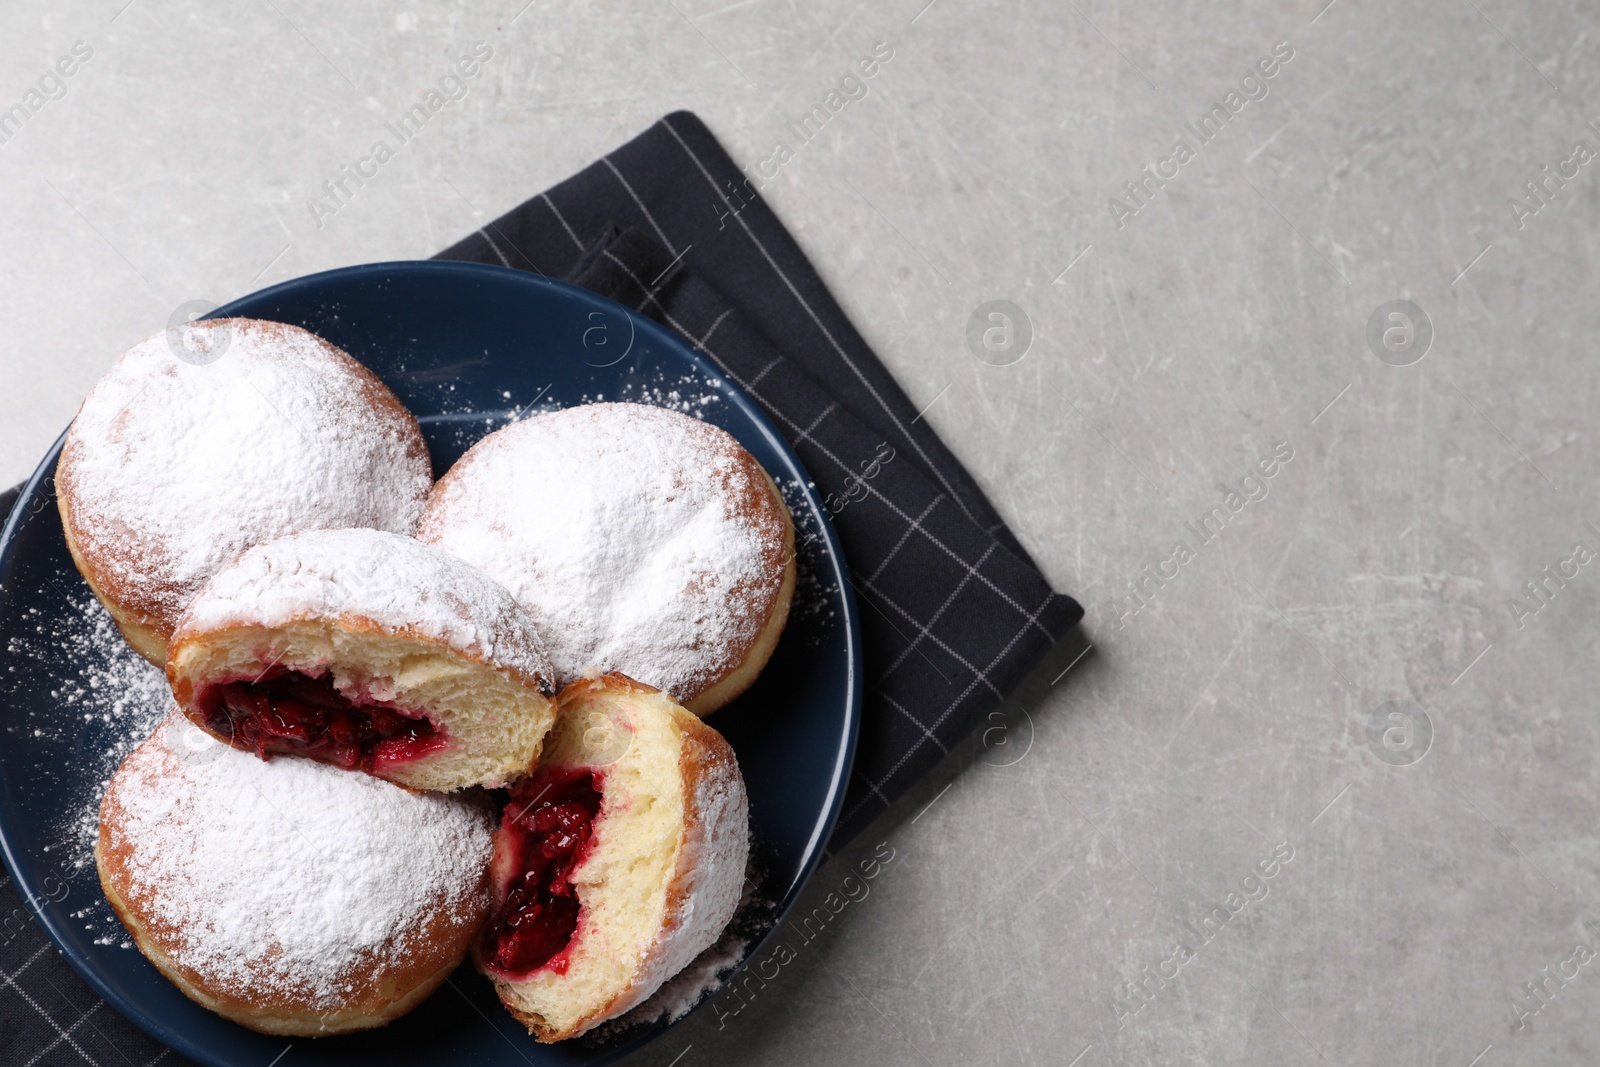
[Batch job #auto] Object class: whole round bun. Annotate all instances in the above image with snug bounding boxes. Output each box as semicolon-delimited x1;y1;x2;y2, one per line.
97;708;495;1036
168;528;558;792
477;673;749;1042
57;318;432;665
418;403;794;715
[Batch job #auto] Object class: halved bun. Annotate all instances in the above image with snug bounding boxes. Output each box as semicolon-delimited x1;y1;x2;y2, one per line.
478;673;749;1041
168;528;556;792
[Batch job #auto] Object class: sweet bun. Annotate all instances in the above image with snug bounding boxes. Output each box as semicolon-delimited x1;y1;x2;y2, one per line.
477;673;749;1041
418;403;794;716
56;317;431;665
97;708;495;1036
168;528;557;792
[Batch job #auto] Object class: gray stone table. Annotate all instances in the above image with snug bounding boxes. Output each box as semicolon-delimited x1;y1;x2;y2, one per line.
2;0;1598;1064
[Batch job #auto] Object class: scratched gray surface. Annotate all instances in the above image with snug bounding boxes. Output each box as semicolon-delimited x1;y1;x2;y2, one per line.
3;0;1599;1064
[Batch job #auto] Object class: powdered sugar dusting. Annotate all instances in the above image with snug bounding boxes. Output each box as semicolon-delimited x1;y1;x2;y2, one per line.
629;934;749;1026
3;591;169;872
638;746;748;998
105;715;493;1006
594;853;776;1040
176;528;554;687
775;475;839;643
602;375;724;416
59;318;432;625
419;404;788;700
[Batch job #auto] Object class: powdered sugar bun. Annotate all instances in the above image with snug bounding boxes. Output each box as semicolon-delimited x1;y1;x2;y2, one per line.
168;528;558;792
57;318;432;665
418;403;794;716
476;674;749;1042
97;708;495;1036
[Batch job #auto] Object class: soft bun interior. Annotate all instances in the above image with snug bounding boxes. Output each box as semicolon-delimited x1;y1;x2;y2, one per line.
170;619;554;791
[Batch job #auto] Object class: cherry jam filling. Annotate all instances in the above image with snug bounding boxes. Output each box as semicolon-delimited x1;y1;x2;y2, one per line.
195;668;446;773
484;772;603;976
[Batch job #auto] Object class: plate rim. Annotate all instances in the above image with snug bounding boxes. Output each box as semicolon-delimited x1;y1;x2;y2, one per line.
0;259;863;1066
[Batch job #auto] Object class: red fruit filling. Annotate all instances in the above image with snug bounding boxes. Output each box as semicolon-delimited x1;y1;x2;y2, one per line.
195;668;446;773
483;771;603;976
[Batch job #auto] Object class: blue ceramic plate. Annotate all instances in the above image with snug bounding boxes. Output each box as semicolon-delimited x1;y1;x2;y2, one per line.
0;262;861;1066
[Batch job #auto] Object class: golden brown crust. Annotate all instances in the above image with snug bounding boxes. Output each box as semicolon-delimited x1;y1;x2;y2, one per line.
682;464;795;715
96;717;491;1035
57;490;168;665
55;319;430;665
677;443;793;709
502;1001;562;1040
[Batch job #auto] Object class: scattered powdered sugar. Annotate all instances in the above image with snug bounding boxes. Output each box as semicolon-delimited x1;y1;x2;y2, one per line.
3;591;170;872
105;718;492;1006
775;475;840;643
514;374;724;420
416;377;725;469
59;319;432;623
176;528;554;687
628;933;751;1027
596;375;724;416
419;404;788;700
